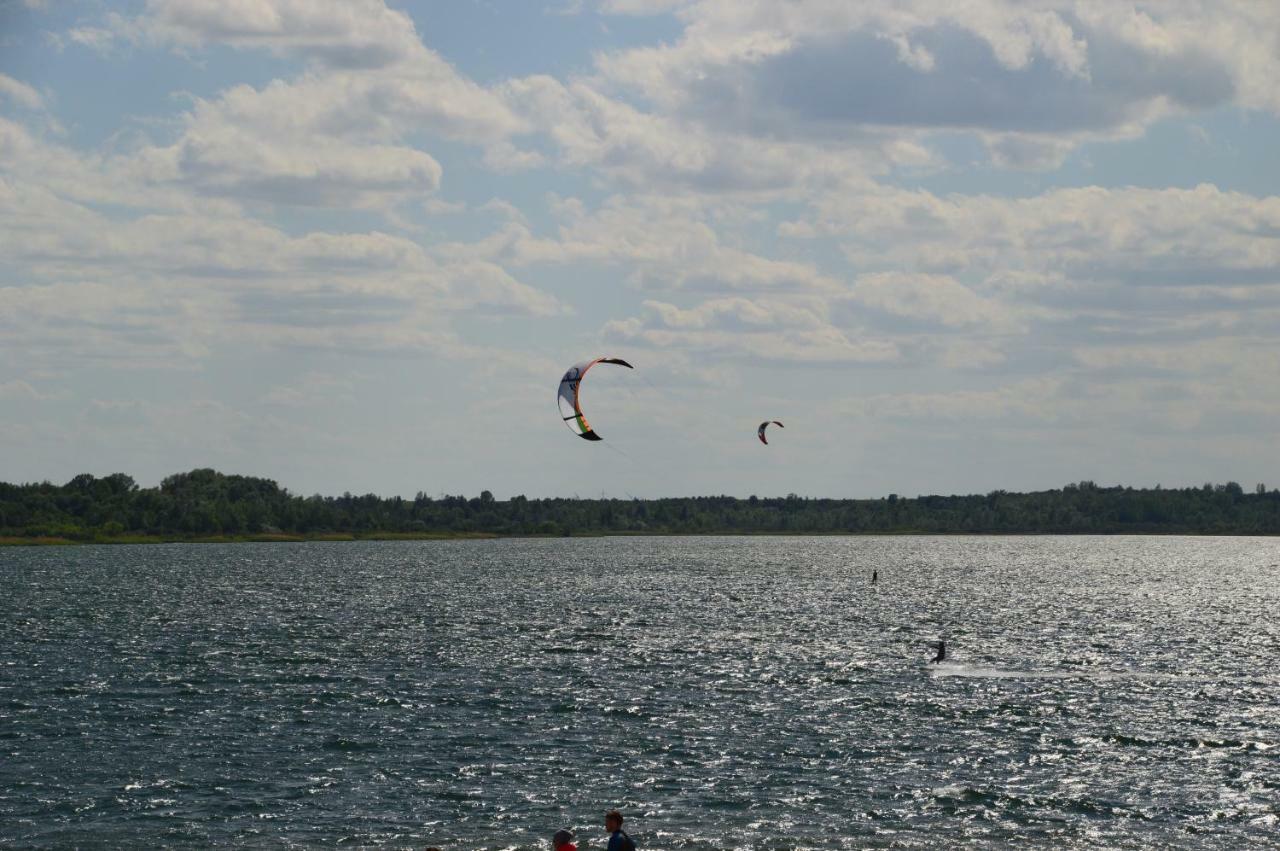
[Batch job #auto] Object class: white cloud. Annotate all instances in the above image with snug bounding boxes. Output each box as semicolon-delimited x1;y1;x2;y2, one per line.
478;198;527;223
838;359;1280;444
260;371;359;407
603;297;900;363
939;339;1007;370
0;199;563;327
0;280;217;368
0;74;44;110
0;118;563;369
5;0;1278;495
481;193;844;293
574;0;1280;184
598;0;692;14
136;66;522;207
107;1;527;209
0;114;233;213
137;0;423;69
1072;339;1280;377
635;297;827;332
152;126;443;207
800;183;1280;293
482;141;548;173
129;0;525;141
439;260;562;317
122;0;1260;203
80;396;287;458
846;378;1065;423
500;75;884;193
776;183;1280;379
852;272;1021;330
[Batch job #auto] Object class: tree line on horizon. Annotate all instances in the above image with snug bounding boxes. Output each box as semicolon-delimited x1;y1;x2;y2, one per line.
1;468;1278;541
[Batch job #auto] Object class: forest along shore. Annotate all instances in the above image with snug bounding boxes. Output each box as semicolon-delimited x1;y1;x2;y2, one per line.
2;469;1278;545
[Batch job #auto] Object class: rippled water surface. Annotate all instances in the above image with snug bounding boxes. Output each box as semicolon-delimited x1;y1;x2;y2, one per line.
2;536;1278;848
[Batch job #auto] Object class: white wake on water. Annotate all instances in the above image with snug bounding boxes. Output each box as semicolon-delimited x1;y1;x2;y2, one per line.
929;662;1080;679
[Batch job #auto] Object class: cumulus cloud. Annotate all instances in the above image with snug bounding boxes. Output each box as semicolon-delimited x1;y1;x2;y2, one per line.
775;182;1280;382
136;0;424;69
438;260;562;317
852;272;1022;331
149;122;443;207
0;280;217;367
0;74;44;110
79;396;290;458
0;198;562;325
5;0;1277;494
0;115;219;212
802;183;1280;293
62;26;119;54
597;277;1032;367
635;297;827;332
260;371;360;407
1071;339;1280;377
501;76;764;189
603;297;900;364
939;339;1007;370
135;66;520;207
427;175;1280;380
130;0;525;137
111;0;1273;205
839;359;1280;448
0;123;562;369
579;0;1278;184
108;1;526;209
329;0;1258;200
482;141;547;172
476;193;843;293
501;74;886;193
597;0;692;14
681;24;1229;137
846;378;1065;423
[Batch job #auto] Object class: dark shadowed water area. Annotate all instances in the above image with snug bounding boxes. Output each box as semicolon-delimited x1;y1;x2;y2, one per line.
2;536;1278;849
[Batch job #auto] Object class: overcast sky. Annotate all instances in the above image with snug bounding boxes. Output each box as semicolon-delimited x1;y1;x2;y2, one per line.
2;0;1278;499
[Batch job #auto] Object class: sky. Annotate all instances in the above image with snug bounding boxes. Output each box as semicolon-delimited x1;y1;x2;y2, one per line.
1;0;1278;500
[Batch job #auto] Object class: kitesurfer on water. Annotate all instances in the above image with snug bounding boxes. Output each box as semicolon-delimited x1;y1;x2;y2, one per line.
931;640;946;664
871;569;878;584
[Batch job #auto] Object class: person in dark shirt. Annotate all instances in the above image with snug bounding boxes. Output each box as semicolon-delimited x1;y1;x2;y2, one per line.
931;640;946;664
604;810;635;850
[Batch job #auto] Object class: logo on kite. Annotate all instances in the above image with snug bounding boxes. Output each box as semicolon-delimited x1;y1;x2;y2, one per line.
557;357;634;441
758;420;784;445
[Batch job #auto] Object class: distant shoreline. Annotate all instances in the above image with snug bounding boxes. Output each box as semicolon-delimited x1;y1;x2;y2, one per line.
4;529;1277;548
4;468;1278;544
0;532;498;547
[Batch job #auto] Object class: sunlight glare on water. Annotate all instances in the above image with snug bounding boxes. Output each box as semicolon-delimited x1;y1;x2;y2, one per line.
2;536;1278;848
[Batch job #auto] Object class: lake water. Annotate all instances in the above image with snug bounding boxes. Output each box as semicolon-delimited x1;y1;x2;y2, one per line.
2;536;1278;849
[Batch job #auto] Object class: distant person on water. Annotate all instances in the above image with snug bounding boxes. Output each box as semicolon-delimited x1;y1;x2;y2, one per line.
552;828;576;850
604;810;636;851
931;640;946;664
871;569;878;584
